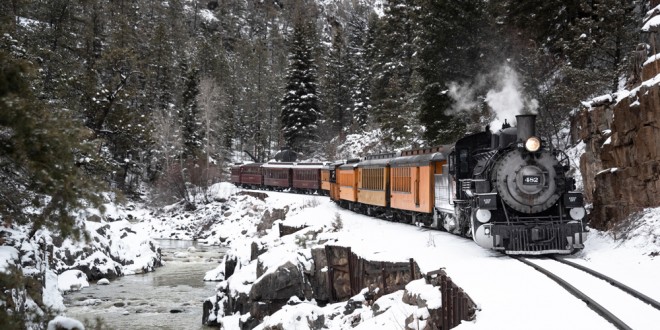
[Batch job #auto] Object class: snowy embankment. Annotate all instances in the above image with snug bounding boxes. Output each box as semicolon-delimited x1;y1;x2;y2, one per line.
0;198;162;323
192;184;660;330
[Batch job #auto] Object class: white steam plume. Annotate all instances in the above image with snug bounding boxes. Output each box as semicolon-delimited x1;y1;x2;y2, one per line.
485;66;538;132
445;65;538;132
447;81;479;114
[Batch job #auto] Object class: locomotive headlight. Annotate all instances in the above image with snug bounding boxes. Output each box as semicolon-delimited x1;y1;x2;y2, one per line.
525;137;541;152
475;209;492;223
569;207;586;220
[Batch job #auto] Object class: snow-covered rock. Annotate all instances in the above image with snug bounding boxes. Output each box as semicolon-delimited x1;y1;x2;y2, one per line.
47;316;84;330
0;246;19;272
1;196;163;327
53;219;162;279
57;269;89;293
252;301;326;330
173;251;189;258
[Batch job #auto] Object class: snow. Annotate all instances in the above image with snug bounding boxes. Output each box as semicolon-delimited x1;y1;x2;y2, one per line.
0;246;19;272
405;278;442;309
4;180;659;329
17;16;47;28
0;194;162;327
597;167;619;175
529;258;660;330
335;129;386;159
198;9;218;23
57;269;89;292
565;140;586;191
56;218;160;276
189;186;660;330
47;316;84;330
586;93;613;108
40;271;63;310
262;162;296;168
536;207;660;328
643;53;660;66
642;13;660;32
254;302;325;330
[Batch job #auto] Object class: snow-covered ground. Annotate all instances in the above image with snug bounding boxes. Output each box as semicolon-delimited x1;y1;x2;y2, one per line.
4;180;659;329
193;184;660;330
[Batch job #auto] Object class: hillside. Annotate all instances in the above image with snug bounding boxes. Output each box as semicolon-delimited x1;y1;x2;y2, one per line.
2;0;660;329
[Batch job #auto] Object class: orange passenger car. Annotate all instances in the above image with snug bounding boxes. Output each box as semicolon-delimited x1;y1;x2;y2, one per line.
389;146;448;215
321;167;331;192
325;161;343;201
356;152;397;208
337;159;360;203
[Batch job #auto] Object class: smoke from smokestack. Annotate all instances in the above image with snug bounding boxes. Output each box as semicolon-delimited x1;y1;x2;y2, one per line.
445;65;538;133
447;81;479;114
485;66;538;132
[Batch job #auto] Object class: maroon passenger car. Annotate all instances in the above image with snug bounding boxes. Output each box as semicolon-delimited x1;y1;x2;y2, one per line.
239;163;263;188
262;162;294;190
230;164;242;185
292;163;325;193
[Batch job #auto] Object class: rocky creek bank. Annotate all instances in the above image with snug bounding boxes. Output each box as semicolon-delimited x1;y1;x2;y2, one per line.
202;223;476;330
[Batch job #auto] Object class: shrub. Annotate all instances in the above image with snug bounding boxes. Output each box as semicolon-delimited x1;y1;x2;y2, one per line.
331;213;343;232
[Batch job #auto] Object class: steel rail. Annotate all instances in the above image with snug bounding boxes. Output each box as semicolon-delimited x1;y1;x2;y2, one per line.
552;256;660;311
513;256;633;330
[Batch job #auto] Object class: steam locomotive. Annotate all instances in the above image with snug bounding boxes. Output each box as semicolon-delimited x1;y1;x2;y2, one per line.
439;114;587;254
230;114;588;255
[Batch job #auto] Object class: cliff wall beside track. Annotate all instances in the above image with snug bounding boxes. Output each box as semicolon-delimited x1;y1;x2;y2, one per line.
571;6;660;229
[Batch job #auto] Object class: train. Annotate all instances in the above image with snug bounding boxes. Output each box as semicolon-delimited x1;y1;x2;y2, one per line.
229;114;588;255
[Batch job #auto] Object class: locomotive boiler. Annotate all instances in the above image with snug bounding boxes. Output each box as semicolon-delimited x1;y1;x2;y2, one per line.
440;114;588;254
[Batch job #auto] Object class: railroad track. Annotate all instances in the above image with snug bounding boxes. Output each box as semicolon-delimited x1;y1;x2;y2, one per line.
514;256;660;330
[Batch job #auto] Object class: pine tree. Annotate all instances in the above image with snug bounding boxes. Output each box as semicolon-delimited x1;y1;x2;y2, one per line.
280;19;321;156
370;0;420;147
345;11;371;132
323;28;351;138
181;65;204;160
0;52;101;239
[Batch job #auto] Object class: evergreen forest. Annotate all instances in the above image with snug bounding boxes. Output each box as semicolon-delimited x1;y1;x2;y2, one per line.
0;0;648;231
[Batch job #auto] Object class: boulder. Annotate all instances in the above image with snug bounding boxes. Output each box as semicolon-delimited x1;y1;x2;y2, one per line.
250;241;267;261
402;279;442;330
47;316;84;330
249;261;312;303
258;207;289;232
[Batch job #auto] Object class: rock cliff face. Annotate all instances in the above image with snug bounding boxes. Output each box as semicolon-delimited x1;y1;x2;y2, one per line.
571;5;660;229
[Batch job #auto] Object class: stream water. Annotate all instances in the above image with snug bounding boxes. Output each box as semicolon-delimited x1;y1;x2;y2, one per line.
63;240;225;330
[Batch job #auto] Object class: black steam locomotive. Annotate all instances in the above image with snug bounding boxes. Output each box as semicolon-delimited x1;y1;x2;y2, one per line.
441;114;587;254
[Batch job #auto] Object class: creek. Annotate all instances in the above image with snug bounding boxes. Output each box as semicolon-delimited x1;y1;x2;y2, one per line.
63;239;225;330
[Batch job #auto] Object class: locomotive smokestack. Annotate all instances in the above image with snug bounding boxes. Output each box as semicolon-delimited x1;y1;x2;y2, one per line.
516;114;536;142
